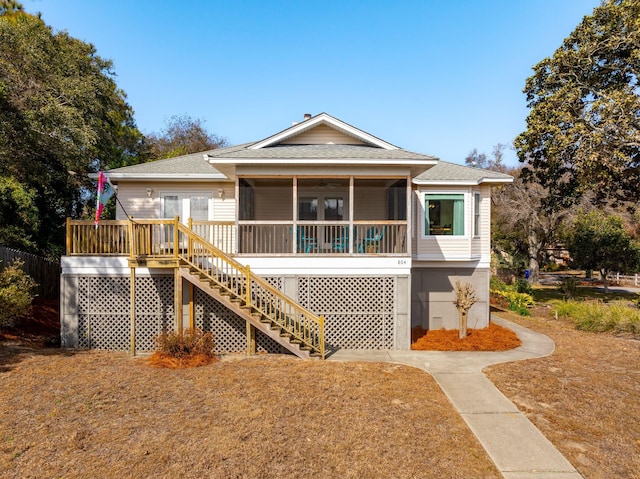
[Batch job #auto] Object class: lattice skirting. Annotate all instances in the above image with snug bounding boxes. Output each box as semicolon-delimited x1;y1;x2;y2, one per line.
297;276;396;350
77;276;175;352
73;274;397;353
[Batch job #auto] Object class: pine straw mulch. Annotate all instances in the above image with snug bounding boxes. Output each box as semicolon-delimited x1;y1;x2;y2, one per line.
411;321;522;351
0;351;501;479
147;351;217;368
485;310;640;479
0;300;500;479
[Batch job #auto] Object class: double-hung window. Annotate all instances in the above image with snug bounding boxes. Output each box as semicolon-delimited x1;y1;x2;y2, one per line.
425;194;464;236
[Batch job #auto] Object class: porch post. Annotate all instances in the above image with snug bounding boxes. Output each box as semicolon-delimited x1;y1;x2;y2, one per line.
130;266;136;355
406;175;412;255
349;176;354;253
174;267;183;333
246;321;256;355
293;175;298;254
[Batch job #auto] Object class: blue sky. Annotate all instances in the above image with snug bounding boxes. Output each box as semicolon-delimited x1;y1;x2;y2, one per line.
23;0;600;166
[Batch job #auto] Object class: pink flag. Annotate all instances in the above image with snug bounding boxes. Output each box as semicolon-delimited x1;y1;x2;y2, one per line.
94;171;115;228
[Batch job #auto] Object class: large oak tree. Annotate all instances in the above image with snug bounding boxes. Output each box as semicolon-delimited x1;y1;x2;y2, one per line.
0;4;143;255
515;0;640;206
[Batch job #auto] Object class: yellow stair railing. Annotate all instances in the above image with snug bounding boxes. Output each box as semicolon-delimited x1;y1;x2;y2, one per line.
173;222;325;359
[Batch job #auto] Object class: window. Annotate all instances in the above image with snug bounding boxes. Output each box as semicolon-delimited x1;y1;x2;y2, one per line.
161;192;212;223
425;194;464;236
473;193;480;237
298;197;318;220
324;197;344;220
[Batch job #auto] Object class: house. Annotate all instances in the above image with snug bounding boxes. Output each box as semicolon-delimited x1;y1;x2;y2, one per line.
61;113;513;358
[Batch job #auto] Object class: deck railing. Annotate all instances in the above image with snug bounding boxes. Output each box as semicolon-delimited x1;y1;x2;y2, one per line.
236;221;407;255
175;222;324;358
67;219;408;256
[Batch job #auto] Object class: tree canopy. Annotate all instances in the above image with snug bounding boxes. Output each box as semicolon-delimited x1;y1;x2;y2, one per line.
0;6;143;255
568;210;640;291
515;0;640;206
144;115;227;160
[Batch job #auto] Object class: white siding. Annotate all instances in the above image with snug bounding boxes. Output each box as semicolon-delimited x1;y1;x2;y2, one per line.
470;186;491;259
280;124;367;145
413;186;488;261
114;181;235;221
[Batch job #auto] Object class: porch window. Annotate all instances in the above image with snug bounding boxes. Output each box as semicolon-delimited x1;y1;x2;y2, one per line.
425;194;464;236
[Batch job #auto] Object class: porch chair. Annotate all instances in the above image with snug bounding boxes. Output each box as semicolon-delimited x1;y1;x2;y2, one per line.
359;226;386;253
332;226;352;253
296;227;318;253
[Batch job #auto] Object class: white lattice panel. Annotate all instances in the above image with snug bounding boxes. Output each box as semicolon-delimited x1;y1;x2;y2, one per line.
77;276;174;352
298;276;396;350
194;288;284;354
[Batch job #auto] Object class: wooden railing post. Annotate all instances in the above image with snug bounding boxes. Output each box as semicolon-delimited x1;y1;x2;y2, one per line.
128;217;135;259
173;216;180;258
245;264;251;308
66;217;72;255
187;217;193;261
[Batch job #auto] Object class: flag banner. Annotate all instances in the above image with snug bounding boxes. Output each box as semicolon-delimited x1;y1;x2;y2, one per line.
94;171;115;228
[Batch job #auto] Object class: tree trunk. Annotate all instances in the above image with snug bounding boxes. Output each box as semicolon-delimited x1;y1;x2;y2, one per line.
601;269;609;293
459;311;468;339
527;232;542;284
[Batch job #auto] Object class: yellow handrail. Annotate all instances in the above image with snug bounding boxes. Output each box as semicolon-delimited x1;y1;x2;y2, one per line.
175;223;325;358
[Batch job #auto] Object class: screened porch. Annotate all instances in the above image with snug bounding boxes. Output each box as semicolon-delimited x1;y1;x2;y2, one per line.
233;176;410;256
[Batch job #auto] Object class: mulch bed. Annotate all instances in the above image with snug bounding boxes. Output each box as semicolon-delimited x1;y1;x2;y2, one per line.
411;322;521;351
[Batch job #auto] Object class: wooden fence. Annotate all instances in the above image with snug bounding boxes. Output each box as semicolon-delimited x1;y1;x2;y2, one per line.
0;247;61;299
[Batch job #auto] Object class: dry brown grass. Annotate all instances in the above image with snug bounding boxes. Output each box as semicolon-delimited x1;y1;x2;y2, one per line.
411;322;521;351
0;347;500;479
486;311;640;479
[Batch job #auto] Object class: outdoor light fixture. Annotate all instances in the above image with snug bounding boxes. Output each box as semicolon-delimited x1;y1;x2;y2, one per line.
217;187;224;199
146;187;153;198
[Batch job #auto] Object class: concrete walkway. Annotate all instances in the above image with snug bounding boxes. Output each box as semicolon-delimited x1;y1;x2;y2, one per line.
329;316;584;479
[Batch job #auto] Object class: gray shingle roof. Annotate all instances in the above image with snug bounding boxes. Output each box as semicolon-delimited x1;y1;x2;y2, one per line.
104;147;247;177
206;144;437;161
414;160;513;183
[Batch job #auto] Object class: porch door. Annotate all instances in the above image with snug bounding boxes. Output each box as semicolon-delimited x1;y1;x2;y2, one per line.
161;193;212;223
298;195;344;250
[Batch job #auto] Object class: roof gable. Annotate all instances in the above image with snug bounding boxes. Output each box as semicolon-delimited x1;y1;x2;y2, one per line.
248;112;399;150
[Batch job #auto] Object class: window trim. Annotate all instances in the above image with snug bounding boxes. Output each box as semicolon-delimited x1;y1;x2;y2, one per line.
473;192;481;238
160;190;214;223
421;191;469;239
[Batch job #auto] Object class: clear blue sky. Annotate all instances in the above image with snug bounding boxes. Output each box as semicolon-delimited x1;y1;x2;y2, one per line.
23;0;600;166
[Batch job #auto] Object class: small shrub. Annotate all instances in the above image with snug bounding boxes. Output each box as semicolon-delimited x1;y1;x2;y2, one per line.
490;289;534;316
559;276;578;299
490;276;508;292
0;260;37;327
543;262;560;272
149;328;216;368
515;279;533;295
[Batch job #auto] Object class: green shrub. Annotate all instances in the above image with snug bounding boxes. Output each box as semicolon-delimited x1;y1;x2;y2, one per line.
490;276;509;291
558;276;578;299
515;279;533;295
543;262;561;272
0;260;37;327
490;288;534;316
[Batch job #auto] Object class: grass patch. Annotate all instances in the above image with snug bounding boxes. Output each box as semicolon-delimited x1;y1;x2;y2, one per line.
550;300;640;335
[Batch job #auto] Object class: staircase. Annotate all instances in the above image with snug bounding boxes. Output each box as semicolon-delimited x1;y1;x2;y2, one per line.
175;223;325;359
